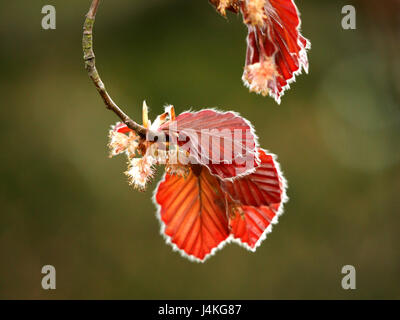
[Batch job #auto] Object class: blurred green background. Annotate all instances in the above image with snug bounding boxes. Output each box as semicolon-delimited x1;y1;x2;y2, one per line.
0;0;399;299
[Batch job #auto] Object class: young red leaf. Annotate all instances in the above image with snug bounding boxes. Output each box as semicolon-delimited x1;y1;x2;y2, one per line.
243;0;310;103
222;148;287;249
159;109;259;179
154;165;230;262
209;0;310;103
113;122;132;134
109;106;288;261
154;149;287;261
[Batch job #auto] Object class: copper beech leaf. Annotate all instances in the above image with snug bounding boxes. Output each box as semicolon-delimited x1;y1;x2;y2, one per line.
155;165;230;262
209;0;310;103
154;149;287;261
222;149;287;250
244;0;310;103
159;109;259;180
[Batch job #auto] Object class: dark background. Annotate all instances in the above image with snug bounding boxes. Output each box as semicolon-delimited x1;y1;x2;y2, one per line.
0;0;399;299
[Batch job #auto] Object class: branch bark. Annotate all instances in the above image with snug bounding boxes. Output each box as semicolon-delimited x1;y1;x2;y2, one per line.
83;0;148;138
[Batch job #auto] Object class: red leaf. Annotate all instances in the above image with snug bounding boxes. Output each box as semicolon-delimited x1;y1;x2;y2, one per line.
160;109;259;179
222;149;287;249
154;165;230;262
154;149;287;260
243;0;310;103
113;122;132;134
229;206;277;250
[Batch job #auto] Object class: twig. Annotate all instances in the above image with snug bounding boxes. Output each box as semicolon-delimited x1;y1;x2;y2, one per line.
83;0;148;138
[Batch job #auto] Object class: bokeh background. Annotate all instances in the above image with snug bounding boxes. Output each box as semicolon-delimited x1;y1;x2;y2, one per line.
0;0;399;299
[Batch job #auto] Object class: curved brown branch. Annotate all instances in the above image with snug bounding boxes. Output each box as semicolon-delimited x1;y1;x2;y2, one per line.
82;0;147;138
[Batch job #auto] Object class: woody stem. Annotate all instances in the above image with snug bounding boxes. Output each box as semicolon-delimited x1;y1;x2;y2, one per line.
82;0;148;138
